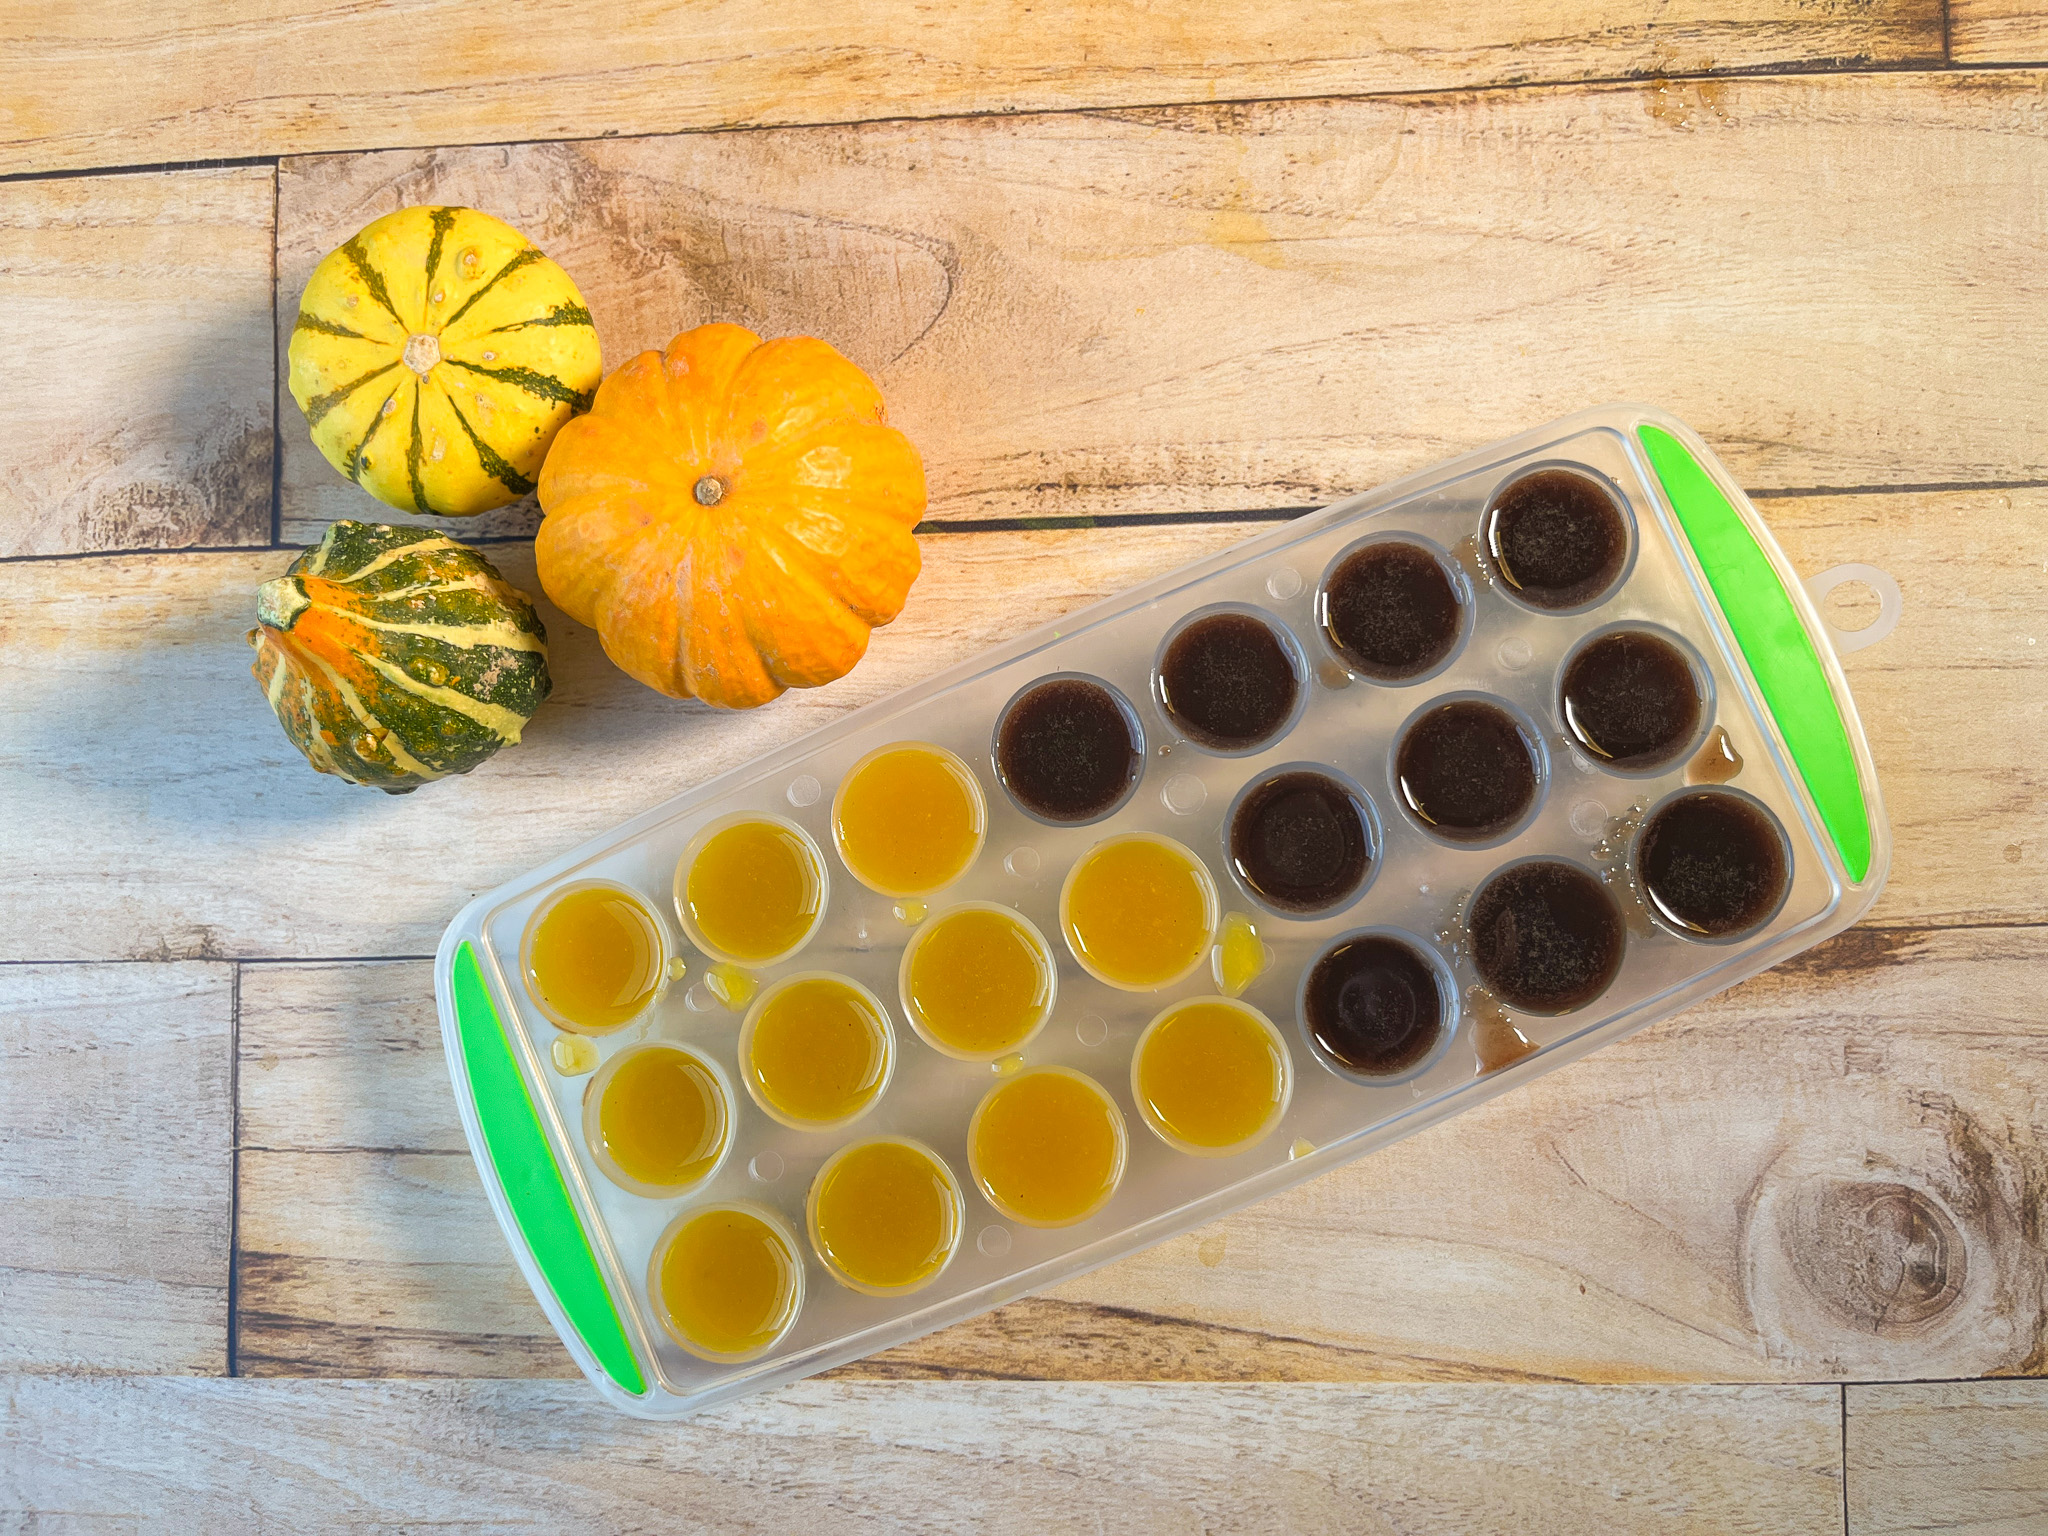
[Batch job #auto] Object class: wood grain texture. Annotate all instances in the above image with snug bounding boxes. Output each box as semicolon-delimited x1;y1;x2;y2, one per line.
0;167;274;559
0;0;1943;176
232;925;2048;1383
0;964;231;1374
1846;1381;2048;1536
1950;2;2048;63
0;1377;1843;1533
275;72;2048;542
9;490;2042;964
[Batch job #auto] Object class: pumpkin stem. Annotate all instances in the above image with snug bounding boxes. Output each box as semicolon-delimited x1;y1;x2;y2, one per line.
402;333;443;375
256;576;312;632
693;475;727;507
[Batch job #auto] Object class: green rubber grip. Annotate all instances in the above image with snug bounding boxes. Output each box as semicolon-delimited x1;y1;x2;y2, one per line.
1638;425;1873;882
449;941;646;1395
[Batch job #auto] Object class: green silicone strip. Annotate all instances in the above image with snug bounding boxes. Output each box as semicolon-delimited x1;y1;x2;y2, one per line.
1638;425;1872;882
450;941;646;1395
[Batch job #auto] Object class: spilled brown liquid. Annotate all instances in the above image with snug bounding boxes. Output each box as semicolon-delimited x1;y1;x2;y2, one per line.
1472;996;1538;1074
1685;725;1743;785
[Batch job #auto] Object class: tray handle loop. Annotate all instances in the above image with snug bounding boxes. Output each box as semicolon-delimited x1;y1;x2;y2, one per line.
1803;563;1902;656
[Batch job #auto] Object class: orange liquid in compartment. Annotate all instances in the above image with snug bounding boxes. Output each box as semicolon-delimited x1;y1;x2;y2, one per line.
591;1045;730;1194
680;818;825;964
969;1067;1126;1227
833;744;986;897
902;904;1054;1059
742;974;892;1128
525;885;665;1032
652;1205;802;1361
807;1138;962;1295
1132;999;1290;1156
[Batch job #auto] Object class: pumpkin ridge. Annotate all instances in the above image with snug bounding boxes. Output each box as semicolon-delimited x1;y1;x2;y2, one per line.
285;629;442;782
442;386;538;498
295;312;369;341
422;206;457;296
405;391;429;512
443;357;594;412
340;235;408;330
325;609;547;653
343;387;401;484
488;302;594;333
320;526;462;583
439;246;542;336
357;651;532;742
734;523;872;690
306;360;399;429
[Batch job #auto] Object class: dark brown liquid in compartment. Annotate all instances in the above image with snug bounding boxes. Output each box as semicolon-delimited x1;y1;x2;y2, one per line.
1303;935;1445;1076
1322;542;1462;680
1638;792;1789;938
1485;468;1629;610
996;678;1142;823
1229;771;1372;913
1559;630;1703;770
1158;612;1299;751
1394;700;1539;841
1469;861;1624;1013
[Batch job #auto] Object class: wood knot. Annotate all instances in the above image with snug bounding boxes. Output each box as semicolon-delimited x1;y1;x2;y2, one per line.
1785;1179;1966;1332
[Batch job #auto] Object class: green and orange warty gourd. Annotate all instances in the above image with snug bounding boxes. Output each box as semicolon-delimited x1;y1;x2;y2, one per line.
288;206;602;517
251;521;552;792
535;323;926;709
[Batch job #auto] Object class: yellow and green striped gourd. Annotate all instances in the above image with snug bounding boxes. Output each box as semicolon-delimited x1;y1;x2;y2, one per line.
251;521;552;793
287;206;601;517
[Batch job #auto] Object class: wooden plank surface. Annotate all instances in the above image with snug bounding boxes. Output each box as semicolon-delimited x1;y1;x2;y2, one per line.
0;167;275;559
0;1377;1843;1532
0;0;1943;177
1847;1381;2048;1536
1950;2;2048;63
0;964;232;1374
8;488;2040;964
275;72;2048;543
233;924;2048;1384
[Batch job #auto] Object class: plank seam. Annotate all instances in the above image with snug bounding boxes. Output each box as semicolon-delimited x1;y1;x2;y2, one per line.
227;962;242;1379
270;168;283;551
6;59;2018;184
1839;1382;1850;1536
13;474;2048;566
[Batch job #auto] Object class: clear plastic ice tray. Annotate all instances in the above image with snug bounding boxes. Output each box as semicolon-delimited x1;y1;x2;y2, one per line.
435;405;1891;1417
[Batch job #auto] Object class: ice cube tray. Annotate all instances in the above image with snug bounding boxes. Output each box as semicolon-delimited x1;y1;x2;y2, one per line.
435;404;1891;1417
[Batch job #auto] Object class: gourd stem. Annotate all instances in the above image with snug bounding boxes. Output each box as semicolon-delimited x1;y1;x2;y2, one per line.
694;475;727;507
256;576;312;632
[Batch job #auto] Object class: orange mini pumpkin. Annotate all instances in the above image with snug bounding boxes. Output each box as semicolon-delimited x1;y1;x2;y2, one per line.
536;324;925;708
